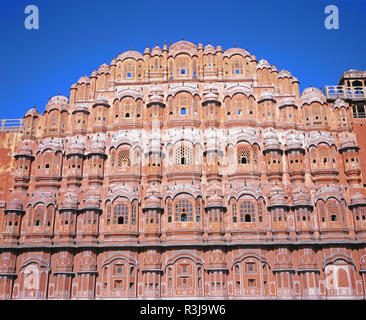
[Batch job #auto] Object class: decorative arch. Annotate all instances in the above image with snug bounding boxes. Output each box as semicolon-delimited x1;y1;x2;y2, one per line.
164;251;206;270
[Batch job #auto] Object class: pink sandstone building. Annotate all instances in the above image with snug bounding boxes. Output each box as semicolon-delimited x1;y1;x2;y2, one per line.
0;40;366;299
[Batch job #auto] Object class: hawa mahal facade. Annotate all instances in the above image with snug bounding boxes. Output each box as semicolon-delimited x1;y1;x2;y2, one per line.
0;40;366;300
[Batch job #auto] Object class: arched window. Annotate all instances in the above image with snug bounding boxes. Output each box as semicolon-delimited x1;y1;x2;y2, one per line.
34;207;44;226
232;57;243;75
318;201;326;223
196;200;201;222
131;202;137;225
312;105;321;122
111;150;116;167
178;97;189;116
175;145;192;166
237;147;251;165
327;200;339;222
167;201;172;223
117;148;131;167
232;201;237;223
240;201;255;223
43;152;52;170
176;57;189;77
167;145;174;166
175;200;193;222
192;59;197;78
114;204;129;225
50;112;58;130
123;61;135;79
169;60;174;78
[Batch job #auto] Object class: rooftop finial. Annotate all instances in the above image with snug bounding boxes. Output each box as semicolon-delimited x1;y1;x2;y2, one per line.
234;43;237;48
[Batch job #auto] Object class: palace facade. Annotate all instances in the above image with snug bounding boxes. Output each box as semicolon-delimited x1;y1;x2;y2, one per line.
0;40;366;299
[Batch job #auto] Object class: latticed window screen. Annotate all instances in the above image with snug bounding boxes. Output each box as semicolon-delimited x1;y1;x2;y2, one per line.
175;200;193;222
111;150;116;167
313;106;321;121
305;107;310;122
176;58;189;75
258;201;263;222
318;201;326;222
195;146;201;165
123;100;132;117
237;147;251;165
118;149;131;167
252;147;258;165
179;98;189;115
168;146;174;165
106;203;111;220
226;100;231;115
192;60;197;76
240;201;255;222
124;62;135;79
61;114;67;132
228;146;235;165
131;203;136;225
232;58;243;74
327;201;339;221
50;113;58;129
169;61;174;76
234;100;243;115
34;207;44;226
319;148;329;166
207;152;216;165
232;203;237;222
113;204;129;224
176;146;192;165
196;201;201;222
133;149;140;167
167;202;172;222
248;100;254;116
44;153;52;169
46;207;53;226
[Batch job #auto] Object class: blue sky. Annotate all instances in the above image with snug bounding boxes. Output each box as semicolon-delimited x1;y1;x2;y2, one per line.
0;0;364;119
